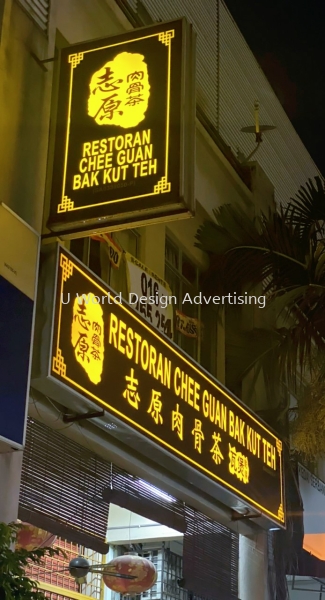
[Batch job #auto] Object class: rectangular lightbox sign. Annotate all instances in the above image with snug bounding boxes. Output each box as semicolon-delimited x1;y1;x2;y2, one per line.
48;247;285;527
47;19;195;237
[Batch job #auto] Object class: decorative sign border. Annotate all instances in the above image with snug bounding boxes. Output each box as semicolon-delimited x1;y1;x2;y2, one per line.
57;30;175;215
50;249;285;527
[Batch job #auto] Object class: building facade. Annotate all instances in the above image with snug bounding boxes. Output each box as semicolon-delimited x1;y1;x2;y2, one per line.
0;1;323;600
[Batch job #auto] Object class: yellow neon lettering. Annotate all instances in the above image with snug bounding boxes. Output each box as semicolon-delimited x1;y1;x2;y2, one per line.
104;152;113;168
142;129;151;144
164;357;171;389
100;139;107;154
97;154;105;170
174;367;181;395
133;162;140;177
118;320;126;354
115;135;124;151
140;339;149;370
92;140;99;155
202;390;209;418
125;133;133;148
140;161;148;176
194;381;200;411
126;326;134;359
83;142;91;157
134;332;142;364
133;131;142;146
156;353;163;383
149;345;157;378
107;137;115;152
109;313;118;347
88;155;97;171
103;168;111;183
187;377;194;407
262;439;276;470
229;410;234;437
117;150;126;165
246;426;261;458
148;158;157;174
79;158;88;173
73;174;81;189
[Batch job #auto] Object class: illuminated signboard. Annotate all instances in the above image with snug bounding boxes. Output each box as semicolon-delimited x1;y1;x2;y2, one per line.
44;247;285;527
47;19;195;237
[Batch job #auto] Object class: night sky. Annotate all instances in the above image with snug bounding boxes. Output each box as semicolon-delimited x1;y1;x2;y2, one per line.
225;0;325;175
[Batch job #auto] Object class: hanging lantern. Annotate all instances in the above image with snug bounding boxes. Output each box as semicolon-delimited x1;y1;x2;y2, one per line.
103;552;157;594
15;522;56;551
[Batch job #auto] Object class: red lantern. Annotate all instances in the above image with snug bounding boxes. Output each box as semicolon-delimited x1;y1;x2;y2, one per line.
15;522;56;551
103;552;157;594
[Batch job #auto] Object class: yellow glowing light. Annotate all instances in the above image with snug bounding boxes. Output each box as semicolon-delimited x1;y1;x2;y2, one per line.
54;251;285;525
229;444;250;484
147;390;163;424
71;294;104;384
88;52;150;128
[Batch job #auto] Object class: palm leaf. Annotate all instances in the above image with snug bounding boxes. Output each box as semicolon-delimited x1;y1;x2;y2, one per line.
288;176;325;238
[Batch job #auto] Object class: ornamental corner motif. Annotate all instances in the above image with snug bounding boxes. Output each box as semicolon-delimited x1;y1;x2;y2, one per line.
277;503;285;522
158;30;175;46
58;196;74;213
60;254;74;282
52;348;66;377
68;52;84;68
154;176;171;194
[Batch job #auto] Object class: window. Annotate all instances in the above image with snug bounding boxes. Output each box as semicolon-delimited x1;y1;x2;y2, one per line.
69;229;139;299
165;237;217;375
17;0;50;32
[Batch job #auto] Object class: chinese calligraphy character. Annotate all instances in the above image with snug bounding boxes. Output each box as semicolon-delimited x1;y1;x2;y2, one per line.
210;432;224;465
127;70;144;82
71;294;104;384
125;94;144;106
147;390;163;424
74;299;91;330
92;322;102;334
74;332;90;363
191;419;204;453
126;81;144;94
93;67;123;93
91;333;101;348
229;444;250;484
172;404;183;440
123;368;141;409
88;53;150;128
94;94;123;122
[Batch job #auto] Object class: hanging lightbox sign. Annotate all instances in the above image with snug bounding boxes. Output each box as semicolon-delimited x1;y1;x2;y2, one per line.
32;246;286;529
47;19;195;238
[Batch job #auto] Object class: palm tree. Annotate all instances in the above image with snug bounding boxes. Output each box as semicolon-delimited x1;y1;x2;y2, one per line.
195;176;325;455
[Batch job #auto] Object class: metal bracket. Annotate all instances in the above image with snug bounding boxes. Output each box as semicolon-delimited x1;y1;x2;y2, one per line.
30;52;56;72
231;509;262;521
62;410;105;423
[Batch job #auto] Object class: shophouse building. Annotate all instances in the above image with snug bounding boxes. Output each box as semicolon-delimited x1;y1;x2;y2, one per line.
0;1;323;599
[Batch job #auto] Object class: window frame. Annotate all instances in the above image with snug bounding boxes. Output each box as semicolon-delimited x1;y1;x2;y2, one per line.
165;235;218;375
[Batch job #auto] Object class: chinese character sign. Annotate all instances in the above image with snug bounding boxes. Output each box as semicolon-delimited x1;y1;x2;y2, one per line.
50;248;285;528
48;19;195;235
71;294;104;384
88;53;150;128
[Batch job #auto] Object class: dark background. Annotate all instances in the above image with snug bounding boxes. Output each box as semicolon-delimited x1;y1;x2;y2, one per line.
52;249;284;523
49;21;184;228
225;0;325;174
